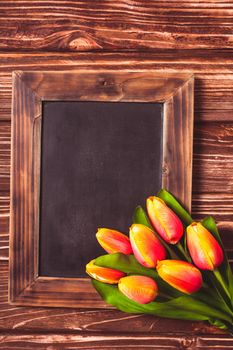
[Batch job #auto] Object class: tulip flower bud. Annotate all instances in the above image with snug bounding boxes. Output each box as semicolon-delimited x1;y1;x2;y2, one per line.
187;222;224;271
147;196;184;244
96;228;133;255
129;224;166;268
157;260;202;294
118;275;158;304
86;259;125;284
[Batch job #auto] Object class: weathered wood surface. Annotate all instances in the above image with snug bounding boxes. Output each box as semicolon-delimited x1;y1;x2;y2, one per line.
2;51;233;121
0;333;232;349
1;1;233;51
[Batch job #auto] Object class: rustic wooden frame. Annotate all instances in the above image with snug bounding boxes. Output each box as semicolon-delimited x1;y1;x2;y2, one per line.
10;71;194;308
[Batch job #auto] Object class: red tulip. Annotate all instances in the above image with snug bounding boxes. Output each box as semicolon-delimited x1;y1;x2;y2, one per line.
118;275;158;304
147;196;184;244
157;260;202;294
129;224;166;268
187;222;224;271
86;259;125;284
96;228;133;255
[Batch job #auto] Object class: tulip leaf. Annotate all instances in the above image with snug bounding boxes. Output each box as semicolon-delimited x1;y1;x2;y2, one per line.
209;319;233;335
194;287;233;317
133;205;153;229
202;216;233;305
92;279;207;321
95;253;157;278
133;206;179;260
157;189;193;226
94;253;181;298
92;280;232;325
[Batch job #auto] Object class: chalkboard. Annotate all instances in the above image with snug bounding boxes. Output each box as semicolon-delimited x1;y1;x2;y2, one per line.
39;101;163;277
11;71;194;308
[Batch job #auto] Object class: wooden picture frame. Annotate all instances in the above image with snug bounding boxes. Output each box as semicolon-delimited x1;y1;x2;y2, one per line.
10;71;194;308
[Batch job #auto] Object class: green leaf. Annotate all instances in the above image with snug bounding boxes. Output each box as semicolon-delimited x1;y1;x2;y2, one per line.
95;253;157;278
133;205;153;229
133;206;179;260
202;216;233;306
208;319;233;335
92;280;207;321
157;189;193;226
194;288;233;317
92;280;232;324
209;319;228;330
94;253;181;298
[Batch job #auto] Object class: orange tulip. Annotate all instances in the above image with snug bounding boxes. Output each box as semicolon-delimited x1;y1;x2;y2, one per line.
147;196;184;244
187;222;224;271
96;228;133;255
129;224;166;268
157;260;202;294
86;259;125;284
118;275;158;304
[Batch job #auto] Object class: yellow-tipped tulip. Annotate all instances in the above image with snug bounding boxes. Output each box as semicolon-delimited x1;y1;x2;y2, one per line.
157;260;203;294
129;224;166;268
147;196;184;244
118;275;158;304
187;222;224;271
86;259;125;284
96;228;133;255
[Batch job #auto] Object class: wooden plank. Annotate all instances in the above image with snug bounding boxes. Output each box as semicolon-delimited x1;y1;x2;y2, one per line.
1;1;233;51
0;333;232;349
193;122;233;195
0;122;10;192
1;51;233;121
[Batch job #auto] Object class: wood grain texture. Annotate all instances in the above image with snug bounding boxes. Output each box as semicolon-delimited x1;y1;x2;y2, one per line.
1;1;233;51
0;333;232;350
163;77;194;209
10;71;193;308
1;51;233;121
193;122;233;195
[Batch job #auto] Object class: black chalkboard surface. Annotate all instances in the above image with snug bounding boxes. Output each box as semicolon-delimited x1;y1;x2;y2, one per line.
39;101;163;277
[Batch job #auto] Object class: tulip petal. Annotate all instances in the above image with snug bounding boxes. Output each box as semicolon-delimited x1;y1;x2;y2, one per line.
118;275;158;304
147;197;183;244
187;223;224;271
86;259;125;284
157;260;202;294
96;228;133;255
130;224;166;268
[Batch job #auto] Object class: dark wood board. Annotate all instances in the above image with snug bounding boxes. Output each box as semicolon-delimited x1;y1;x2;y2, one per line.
0;1;233;51
0;332;232;350
40;101;163;278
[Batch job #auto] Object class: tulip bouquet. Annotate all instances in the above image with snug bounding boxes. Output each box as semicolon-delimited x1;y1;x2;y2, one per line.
86;189;233;334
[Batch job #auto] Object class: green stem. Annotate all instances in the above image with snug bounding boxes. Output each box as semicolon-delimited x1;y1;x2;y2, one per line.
213;268;231;300
176;242;192;263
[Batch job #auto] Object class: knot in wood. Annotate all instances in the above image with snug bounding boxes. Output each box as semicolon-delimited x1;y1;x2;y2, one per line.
180;337;196;349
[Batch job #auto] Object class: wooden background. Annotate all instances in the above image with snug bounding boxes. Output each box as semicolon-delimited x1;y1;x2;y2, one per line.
1;1;233;349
